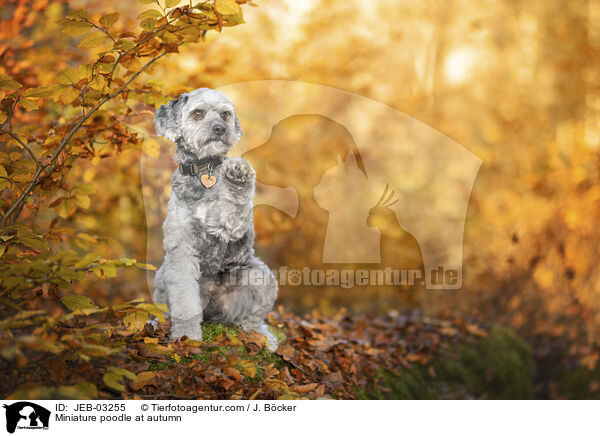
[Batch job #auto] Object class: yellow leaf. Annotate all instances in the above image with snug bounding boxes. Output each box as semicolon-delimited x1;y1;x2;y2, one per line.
103;367;136;391
0;111;6;124
57;68;79;84
73;183;96;195
121;57;142;72
80;344;119;357
135;303;166;322
215;0;242;16
132;371;156;390
79;32;108;49
58;87;80;104
99;13;119;28
61;295;99;311
60;19;92;35
137;9;162;20
237;360;257;378
138;0;156;3
165;0;180;8
74;194;90;209
89;75;106;91
11;173;31;183
140;18;157;31
78;64;92;80
0;74;22;91
24;86;56;98
19;98;38;111
123;311;149;331
68;9;88;20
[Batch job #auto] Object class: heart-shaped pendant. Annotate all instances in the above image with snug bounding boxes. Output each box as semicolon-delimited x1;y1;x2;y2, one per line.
201;174;216;188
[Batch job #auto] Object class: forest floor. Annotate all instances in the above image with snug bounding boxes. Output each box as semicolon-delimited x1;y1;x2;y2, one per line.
1;304;598;400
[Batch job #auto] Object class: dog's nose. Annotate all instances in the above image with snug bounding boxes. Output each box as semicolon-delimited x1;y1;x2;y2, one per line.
212;123;226;136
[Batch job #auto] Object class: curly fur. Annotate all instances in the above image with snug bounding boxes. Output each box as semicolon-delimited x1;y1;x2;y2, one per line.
152;88;278;351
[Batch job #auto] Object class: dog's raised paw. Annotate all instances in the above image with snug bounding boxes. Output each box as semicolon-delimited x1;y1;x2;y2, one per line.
222;158;255;185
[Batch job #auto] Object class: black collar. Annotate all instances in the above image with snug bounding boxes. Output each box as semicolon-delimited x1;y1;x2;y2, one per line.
179;155;224;176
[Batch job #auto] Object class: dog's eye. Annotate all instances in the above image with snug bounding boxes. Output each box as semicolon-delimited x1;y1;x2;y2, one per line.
220;112;229;121
192;110;204;120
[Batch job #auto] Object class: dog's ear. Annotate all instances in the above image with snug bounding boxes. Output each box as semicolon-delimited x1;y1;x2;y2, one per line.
154;93;189;142
234;113;243;143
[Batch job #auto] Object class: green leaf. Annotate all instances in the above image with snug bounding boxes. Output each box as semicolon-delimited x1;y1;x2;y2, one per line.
79;32;108;49
59;19;92;35
0;111;6;124
138;0;156;3
215;0;243;16
16;229;48;251
165;0;180;8
137;9;163;20
0;75;22;91
99;13;119;28
61;295;99;311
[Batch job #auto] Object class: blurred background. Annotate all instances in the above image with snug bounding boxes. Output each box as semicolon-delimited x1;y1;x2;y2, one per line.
22;0;600;352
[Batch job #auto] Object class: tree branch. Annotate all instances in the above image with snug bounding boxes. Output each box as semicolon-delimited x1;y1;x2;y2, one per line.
0;50;170;228
0;129;41;169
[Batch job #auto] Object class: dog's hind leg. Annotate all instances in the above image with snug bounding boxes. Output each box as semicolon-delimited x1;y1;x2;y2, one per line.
209;260;279;351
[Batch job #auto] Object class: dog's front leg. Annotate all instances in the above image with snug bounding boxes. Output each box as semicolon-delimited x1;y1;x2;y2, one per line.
161;223;205;341
220;157;256;240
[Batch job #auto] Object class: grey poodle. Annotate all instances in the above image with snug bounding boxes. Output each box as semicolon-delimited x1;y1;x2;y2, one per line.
152;88;279;351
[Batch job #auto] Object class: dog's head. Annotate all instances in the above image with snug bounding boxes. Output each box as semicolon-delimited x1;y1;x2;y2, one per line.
153;88;242;159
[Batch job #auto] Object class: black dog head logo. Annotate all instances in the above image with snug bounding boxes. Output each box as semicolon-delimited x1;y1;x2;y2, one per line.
3;402;50;434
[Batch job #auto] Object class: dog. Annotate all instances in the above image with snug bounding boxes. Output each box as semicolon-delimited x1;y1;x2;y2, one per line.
151;88;279;351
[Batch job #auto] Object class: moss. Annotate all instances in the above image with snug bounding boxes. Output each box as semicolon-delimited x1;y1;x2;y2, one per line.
148;323;286;376
358;325;533;399
268;325;287;344
201;323;241;342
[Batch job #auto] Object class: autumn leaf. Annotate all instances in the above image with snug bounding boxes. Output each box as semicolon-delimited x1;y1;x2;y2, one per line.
215;0;243;16
79;32;108;49
138;9;163;20
103;367;136;391
100;13;119;29
0;74;21;92
61;295;99;311
123;311;149;331
59;19;92;36
57;68;79;84
132;371;156;390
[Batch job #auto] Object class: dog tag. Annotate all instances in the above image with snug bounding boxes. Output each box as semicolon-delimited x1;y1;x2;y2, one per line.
201;174;217;188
